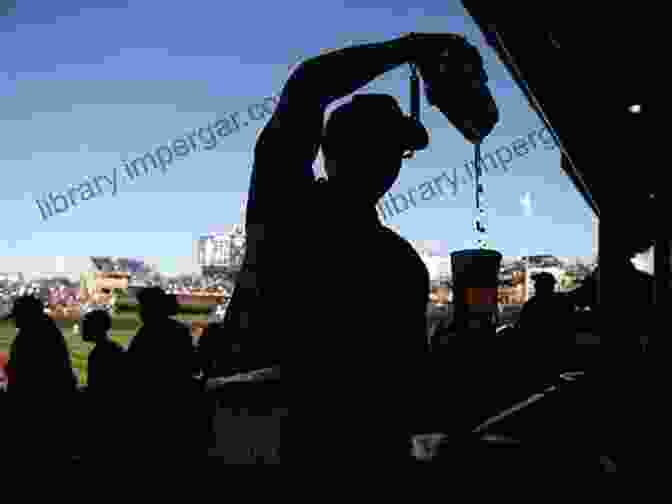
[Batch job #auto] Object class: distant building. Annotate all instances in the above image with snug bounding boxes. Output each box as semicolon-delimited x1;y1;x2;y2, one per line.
0;272;23;285
197;200;247;278
84;256;152;298
498;269;527;305
520;254;563;268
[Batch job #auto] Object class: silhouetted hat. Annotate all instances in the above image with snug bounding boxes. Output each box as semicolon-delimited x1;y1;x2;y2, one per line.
532;272;556;284
323;93;429;155
6;295;45;319
137;287;170;313
82;309;112;331
164;293;179;316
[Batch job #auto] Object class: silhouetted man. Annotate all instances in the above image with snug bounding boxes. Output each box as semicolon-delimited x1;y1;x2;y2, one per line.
515;272;575;377
83;309;124;394
81;309;125;459
5;295;78;459
5;295;78;393
226;34;479;464
517;273;574;337
125;287;199;459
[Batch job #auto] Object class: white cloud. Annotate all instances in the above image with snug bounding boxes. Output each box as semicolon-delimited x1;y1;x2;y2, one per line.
520;192;533;217
417;240;444;255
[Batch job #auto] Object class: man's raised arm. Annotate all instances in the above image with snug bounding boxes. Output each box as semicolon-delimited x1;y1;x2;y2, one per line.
249;33;464;220
232;34;469;332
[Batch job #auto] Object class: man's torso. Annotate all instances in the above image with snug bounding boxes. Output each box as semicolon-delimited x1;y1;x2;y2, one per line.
258;184;431;441
88;340;124;391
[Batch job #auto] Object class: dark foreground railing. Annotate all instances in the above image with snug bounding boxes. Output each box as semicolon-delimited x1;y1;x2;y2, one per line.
0;367;283;464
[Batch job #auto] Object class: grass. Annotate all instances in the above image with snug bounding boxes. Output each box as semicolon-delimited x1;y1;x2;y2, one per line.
0;311;209;386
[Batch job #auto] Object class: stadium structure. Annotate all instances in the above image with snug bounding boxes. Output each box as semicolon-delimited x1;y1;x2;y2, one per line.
0;272;24;285
197;200;247;280
82;256;153;301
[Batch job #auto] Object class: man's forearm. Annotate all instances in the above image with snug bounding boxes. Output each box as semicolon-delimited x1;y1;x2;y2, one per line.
289;35;418;106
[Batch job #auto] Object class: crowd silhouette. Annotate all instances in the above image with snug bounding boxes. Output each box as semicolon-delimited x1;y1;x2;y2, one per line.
1;281;283;462
0;230;652;465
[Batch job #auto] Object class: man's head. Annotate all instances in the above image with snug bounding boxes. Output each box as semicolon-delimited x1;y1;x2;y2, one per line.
136;287;171;322
532;272;557;296
8;295;47;329
322;94;429;206
82;309;112;343
164;293;179;317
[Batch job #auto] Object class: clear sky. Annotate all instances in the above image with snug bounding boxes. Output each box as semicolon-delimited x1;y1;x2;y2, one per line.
0;0;595;277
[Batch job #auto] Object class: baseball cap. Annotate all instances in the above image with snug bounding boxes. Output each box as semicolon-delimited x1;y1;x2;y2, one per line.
137;287;175;316
532;272;556;284
5;294;46;319
323;94;429;155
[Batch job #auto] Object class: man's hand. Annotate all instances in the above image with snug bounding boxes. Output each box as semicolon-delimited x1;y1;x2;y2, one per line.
407;32;484;89
405;32;481;72
403;32;496;143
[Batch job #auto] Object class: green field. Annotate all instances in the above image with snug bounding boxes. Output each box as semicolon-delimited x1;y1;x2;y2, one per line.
0;312;207;385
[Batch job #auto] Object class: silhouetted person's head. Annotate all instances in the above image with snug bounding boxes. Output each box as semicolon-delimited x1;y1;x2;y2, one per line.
82;309;112;344
532;273;556;296
9;295;47;330
322;94;428;208
136;287;170;322
165;293;179;317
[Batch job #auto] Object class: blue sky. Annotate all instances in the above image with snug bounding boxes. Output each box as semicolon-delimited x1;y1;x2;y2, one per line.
0;0;595;277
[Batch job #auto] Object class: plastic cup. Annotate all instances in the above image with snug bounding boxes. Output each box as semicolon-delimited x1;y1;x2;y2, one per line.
450;249;503;333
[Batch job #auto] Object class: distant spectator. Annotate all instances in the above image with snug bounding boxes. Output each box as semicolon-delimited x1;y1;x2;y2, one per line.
81;309;126;458
125;287;200;458
515;272;575;377
82;309;124;394
127;288;197;386
5;295;77;393
4;295;78;458
516;272;575;337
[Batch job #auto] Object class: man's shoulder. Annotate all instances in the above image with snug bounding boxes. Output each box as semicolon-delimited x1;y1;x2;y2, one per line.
520;297;536;310
380;229;428;265
167;318;189;329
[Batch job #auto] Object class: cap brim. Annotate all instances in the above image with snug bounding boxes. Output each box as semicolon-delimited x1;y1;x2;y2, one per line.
401;117;430;152
435;83;499;144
